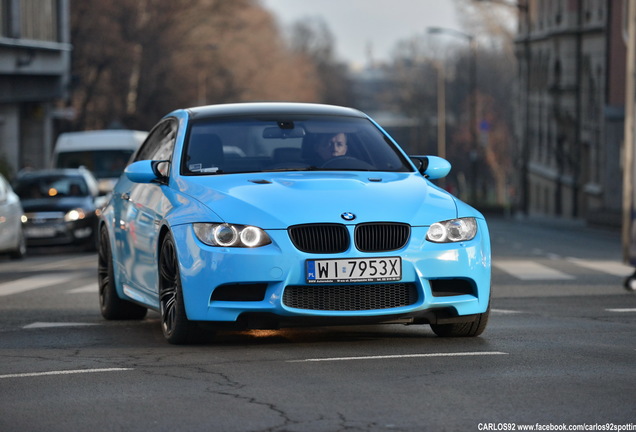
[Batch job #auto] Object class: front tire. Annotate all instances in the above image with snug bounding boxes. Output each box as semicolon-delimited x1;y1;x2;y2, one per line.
98;226;147;320
430;307;490;337
159;233;198;344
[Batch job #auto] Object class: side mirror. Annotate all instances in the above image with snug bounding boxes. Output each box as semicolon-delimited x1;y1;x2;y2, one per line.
409;155;451;180
125;160;169;184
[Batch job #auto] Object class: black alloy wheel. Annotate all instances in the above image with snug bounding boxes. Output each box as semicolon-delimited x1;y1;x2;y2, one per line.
98;226;147;320
429;306;490;337
159;233;198;344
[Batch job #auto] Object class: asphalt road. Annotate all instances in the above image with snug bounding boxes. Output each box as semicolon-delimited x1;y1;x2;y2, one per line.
0;216;635;432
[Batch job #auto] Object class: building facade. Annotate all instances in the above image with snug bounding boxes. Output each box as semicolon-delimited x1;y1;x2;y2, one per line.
0;0;70;177
515;0;624;225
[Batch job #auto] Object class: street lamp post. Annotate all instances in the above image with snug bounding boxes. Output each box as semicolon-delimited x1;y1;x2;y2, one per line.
434;60;446;160
427;27;478;203
473;0;530;212
623;0;636;264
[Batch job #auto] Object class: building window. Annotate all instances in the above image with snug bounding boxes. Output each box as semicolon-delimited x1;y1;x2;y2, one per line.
0;0;8;38
20;0;58;42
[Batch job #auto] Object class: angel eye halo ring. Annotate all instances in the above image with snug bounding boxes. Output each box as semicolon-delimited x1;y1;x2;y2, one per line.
426;217;477;243
193;223;271;248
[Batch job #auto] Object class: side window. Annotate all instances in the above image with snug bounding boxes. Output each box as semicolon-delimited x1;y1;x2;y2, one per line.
0;177;7;202
134;119;177;163
151;125;176;161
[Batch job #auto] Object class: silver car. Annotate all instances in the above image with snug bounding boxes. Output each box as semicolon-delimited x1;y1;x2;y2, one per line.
0;173;25;259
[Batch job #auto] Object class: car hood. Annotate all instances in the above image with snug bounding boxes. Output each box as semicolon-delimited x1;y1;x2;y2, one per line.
177;172;458;229
20;197;94;213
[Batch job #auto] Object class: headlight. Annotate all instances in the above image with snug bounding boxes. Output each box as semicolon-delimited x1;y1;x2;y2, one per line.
64;208;87;222
193;223;272;248
426;217;477;243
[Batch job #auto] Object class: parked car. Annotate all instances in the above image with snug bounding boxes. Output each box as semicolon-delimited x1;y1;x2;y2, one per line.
0;173;26;259
13;168;104;250
98;102;491;344
52;130;147;193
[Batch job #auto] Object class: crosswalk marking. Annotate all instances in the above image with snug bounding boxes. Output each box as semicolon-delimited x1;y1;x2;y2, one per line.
0;274;77;297
566;258;633;277
493;260;575;280
0;257;633;297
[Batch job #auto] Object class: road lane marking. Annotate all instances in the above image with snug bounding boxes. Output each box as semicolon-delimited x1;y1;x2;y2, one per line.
23;322;98;329
27;256;96;272
566;258;633;277
66;284;97;294
493;260;574;280
287;351;508;363
0;368;133;380
492;309;523;314
0;274;77;297
606;308;636;313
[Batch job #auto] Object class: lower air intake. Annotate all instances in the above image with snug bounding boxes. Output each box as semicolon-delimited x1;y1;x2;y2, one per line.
282;283;418;311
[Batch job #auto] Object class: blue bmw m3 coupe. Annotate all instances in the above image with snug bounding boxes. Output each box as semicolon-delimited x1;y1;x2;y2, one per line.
98;102;491;344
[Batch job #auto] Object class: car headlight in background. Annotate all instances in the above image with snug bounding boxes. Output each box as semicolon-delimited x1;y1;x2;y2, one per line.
193;223;272;248
64;208;87;222
426;217;477;243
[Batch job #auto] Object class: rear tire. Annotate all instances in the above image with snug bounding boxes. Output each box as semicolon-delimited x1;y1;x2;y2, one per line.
159;233;199;344
430;307;490;337
98;226;147;320
9;230;26;260
84;225;99;252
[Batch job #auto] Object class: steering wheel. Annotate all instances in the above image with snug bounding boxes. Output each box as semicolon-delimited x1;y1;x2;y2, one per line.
320;156;374;170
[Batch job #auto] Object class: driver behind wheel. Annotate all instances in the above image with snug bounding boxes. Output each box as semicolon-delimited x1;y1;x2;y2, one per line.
316;132;348;161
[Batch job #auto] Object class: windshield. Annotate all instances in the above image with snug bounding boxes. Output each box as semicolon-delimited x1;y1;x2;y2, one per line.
182;116;412;175
14;175;89;200
56;150;134;179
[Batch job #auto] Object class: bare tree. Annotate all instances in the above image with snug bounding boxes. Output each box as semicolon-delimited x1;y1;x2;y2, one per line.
375;40;514;204
69;0;323;130
288;17;353;106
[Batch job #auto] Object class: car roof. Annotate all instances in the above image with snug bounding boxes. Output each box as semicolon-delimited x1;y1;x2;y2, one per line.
54;130;148;152
182;102;368;120
16;168;93;179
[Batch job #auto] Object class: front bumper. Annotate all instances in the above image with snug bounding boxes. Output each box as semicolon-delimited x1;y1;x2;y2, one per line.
171;219;491;326
23;216;97;246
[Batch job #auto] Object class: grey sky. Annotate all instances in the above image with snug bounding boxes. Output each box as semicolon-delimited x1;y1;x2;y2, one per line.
261;0;460;67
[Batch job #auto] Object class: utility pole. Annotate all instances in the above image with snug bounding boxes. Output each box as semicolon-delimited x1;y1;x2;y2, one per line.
622;0;636;263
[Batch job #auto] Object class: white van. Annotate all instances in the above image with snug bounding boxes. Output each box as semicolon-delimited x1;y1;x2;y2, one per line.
53;130;147;192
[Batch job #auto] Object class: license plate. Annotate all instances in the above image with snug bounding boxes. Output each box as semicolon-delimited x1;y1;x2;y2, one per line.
306;257;401;283
24;226;57;238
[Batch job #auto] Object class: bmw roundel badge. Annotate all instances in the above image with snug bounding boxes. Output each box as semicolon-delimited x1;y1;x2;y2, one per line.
341;212;356;221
